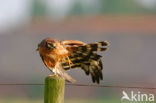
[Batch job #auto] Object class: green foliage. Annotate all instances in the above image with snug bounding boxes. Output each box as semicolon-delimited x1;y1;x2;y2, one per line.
30;0;49;17
98;0;148;14
69;1;85;15
68;0;151;15
1;98;155;103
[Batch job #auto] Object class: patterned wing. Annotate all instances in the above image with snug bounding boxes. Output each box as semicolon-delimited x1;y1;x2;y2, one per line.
61;40;109;84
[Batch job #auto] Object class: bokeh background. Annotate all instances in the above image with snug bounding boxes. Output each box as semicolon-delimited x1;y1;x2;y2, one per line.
0;0;156;103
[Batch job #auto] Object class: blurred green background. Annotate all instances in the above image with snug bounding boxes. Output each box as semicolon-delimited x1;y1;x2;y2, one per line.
0;0;156;103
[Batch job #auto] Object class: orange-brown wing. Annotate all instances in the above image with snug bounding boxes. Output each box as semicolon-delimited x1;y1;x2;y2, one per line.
61;40;86;46
61;40;86;54
40;54;53;70
61;40;109;84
